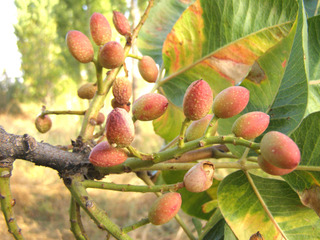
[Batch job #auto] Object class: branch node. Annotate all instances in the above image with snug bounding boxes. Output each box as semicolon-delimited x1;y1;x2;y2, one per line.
22;134;37;153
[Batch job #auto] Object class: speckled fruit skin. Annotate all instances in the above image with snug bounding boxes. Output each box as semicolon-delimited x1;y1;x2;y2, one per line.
183;161;215;192
77;83;97;99
258;155;295;176
66;30;94;63
35;115;52;133
138;56;158;83
112;77;132;105
148;192;182;225
99;41;125;69
232;111;270;140
260;131;301;169
89;141;127;167
106;108;135;147
185;114;217;141
111;98;131;112
183;79;213;120
132;93;168;121
212;86;249;118
113;11;131;36
90;12;112;46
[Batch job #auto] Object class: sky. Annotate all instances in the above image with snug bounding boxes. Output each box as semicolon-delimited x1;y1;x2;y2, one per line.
0;0;22;79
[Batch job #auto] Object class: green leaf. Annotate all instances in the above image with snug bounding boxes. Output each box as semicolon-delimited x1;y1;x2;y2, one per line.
153;102;184;142
219;0;309;156
160;0;298;106
304;0;320;17
202;219;225;240
218;171;320;240
307;15;320;115
192;217;203;237
137;0;195;65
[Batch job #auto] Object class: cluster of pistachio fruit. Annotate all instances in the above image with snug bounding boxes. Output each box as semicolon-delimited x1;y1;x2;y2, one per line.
34;10;301;226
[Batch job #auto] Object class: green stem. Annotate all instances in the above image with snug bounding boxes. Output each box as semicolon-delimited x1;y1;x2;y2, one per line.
178;118;191;148
42;110;86;116
94;57;103;95
204;115;219;138
70;197;89;240
154;136;260;164
65;175;132;240
137;172;196;240
244;170;287;239
122;218;150;233
127;53;142;60
160;136;179;151
0;161;24;240
136;162;260;171
237;147;250;167
83;180;184;192
99;136;259;175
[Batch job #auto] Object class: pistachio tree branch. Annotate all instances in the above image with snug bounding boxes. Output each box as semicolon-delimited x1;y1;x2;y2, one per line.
65;175;133;240
83;180;184;192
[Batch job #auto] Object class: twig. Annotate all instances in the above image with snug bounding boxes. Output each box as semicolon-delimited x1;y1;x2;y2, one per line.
0;158;24;240
65;175;133;240
82;180;184;192
122;218;150;233
70;197;89;240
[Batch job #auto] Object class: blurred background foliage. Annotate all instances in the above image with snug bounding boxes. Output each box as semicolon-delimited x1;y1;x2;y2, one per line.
1;0;148;114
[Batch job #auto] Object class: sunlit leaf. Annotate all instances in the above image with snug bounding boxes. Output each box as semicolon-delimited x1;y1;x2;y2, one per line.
218;0;308;156
137;0;195;65
218;171;320;240
160;0;298;106
306;15;320;115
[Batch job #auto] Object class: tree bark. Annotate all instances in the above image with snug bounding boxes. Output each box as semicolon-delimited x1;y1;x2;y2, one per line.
0;126;103;179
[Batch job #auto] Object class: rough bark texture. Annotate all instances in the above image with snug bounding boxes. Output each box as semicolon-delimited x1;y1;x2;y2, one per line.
0;126;103;179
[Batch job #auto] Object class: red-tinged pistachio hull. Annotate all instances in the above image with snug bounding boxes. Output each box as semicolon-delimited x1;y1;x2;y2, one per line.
99;41;125;69
106;108;135;147
138;56;158;83
183;161;214;192
148;192;182;225
35;115;52;133
89;141;127;167
66;30;94;63
258;155;296;176
112;77;132;105
212;86;249;118
260;131;301;169
90;12;112;46
132;93;168;121
232;111;270;140
183;79;213;120
113;11;131;36
186;114;217;141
